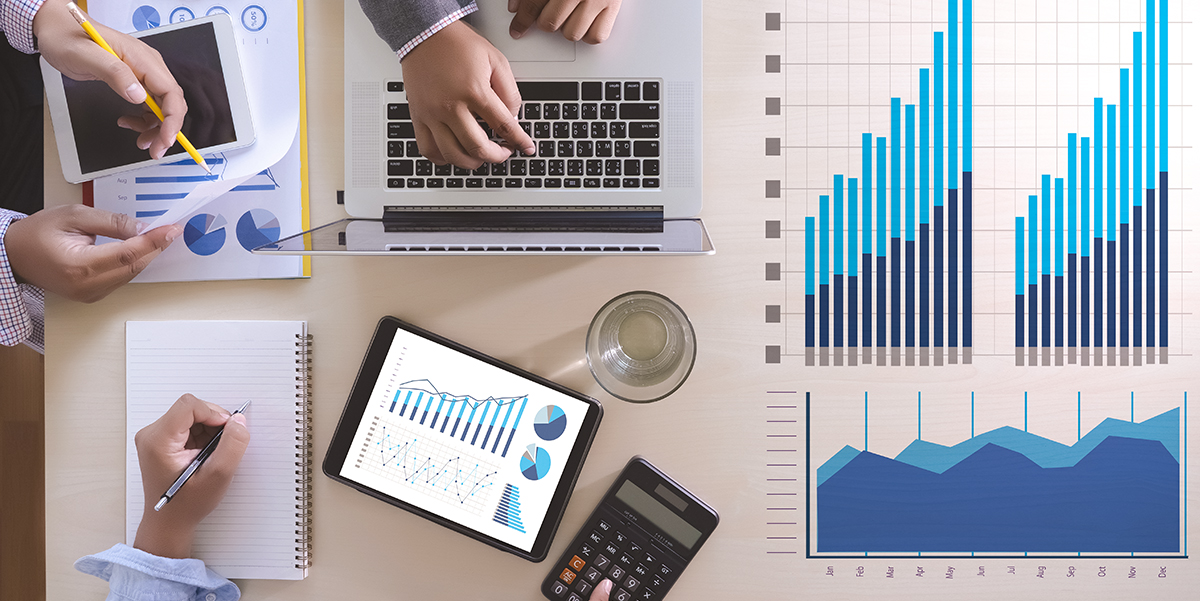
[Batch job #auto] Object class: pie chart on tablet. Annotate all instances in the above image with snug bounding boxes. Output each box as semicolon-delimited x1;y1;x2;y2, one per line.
132;5;160;30
533;405;567;441
520;445;551;481
183;213;226;256
236;208;281;251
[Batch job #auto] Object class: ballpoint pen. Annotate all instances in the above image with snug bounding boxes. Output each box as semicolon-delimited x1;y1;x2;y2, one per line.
65;2;212;173
154;400;250;511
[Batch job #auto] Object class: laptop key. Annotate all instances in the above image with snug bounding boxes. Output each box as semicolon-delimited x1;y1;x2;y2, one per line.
530;160;547;176
388;122;416;138
534;122;551;138
622;178;640;188
521;121;534;136
595;141;613;157
567;160;583;175
610;122;627;138
619;103;658;120
388;160;414;177
584;178;601;188
582;81;603;101
643;178;659;188
558;141;575;157
623;82;640;101
427;178;445;188
545;178;562;188
553;122;571;138
581;103;598;120
624;159;640;176
406;178;424;188
504;178;522;188
491;162;508;176
576;141;594;157
643;160;659;175
605;160;621;176
407;141;421;156
562;103;580;119
586;160;602;176
447;178;464;188
565;178;583;188
525;178;542;188
387;178;404;188
629;122;659;138
524;103;542;120
387;81;404;92
550;160;566;176
434;164;452;175
485;178;503;188
388;141;404;157
544;103;561;119
633;141;659;157
510;160;528;176
614;141;632;157
539;141;557;157
603;178;620;188
591;122;608;138
466;178;484;188
416;160;433;175
572;122;589;138
473;164;490;176
601;103;618;120
643;81;659;100
605;81;622;100
453;166;470;175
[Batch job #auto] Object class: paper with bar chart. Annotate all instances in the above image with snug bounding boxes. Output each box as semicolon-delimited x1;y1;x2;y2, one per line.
339;328;589;552
758;0;1196;593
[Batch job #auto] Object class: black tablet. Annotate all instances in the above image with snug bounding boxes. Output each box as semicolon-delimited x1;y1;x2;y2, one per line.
324;317;603;562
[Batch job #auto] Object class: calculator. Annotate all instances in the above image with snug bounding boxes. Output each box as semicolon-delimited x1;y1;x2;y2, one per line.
541;457;718;601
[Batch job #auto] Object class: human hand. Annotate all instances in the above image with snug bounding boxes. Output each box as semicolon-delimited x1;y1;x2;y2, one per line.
508;0;622;44
133;394;250;559
4;205;182;303
400;20;535;168
589;579;614;600
33;1;187;159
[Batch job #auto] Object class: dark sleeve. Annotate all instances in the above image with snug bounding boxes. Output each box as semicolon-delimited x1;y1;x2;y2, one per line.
357;0;476;54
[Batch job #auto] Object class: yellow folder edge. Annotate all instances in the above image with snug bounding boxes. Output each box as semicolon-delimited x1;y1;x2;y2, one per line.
296;0;311;277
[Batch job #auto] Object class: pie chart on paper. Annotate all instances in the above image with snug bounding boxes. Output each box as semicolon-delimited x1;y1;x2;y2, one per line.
520;445;551;481
183;213;227;256
236;208;281;251
533;405;567;441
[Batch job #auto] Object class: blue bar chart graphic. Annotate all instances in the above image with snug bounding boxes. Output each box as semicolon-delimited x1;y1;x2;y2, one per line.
785;0;973;367
1015;0;1170;367
492;483;526;533
809;394;1184;556
383;379;529;458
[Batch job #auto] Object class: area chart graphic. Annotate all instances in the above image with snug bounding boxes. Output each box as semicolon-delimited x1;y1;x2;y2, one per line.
812;397;1183;555
383;379;529;458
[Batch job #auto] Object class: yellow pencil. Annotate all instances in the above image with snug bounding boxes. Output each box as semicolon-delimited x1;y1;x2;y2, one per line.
65;2;211;173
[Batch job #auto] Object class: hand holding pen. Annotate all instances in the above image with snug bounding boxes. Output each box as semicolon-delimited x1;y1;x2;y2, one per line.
31;1;192;164
133;395;251;559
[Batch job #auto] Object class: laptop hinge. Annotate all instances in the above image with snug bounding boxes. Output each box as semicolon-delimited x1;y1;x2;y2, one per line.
381;206;664;233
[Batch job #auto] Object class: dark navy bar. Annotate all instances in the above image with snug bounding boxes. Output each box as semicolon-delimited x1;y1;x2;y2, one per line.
963;172;973;349
1147;188;1155;347
949;189;958;347
1160;172;1168;348
934;205;944;348
1134;205;1142;348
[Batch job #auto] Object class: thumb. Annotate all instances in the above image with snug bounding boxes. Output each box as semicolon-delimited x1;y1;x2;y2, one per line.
85;40;148;104
205;413;251;482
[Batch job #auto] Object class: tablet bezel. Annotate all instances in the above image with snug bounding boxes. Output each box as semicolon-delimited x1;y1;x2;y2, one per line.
42;13;254;183
323;316;604;562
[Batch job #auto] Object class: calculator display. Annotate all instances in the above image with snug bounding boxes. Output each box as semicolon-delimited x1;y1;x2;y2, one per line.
615;481;702;549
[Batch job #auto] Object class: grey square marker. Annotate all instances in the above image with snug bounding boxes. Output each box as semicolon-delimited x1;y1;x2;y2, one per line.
766;305;781;323
766;138;781;155
766;263;781;280
766;55;781;73
766;180;781;198
766;97;781;115
766;13;781;30
766;346;781;363
766;220;781;238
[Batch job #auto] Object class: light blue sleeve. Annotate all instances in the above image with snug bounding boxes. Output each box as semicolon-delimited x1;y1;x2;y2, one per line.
74;544;240;601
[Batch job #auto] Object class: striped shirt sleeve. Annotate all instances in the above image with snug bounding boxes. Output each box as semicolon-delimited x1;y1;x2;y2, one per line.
0;209;44;354
0;0;48;54
397;1;477;61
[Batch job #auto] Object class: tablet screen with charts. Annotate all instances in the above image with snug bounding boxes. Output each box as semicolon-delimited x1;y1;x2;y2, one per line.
42;14;253;183
324;317;603;561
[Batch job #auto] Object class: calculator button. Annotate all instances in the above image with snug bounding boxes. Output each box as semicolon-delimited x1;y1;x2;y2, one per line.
569;555;587;572
614;531;629;544
638;588;657;601
597;521;610;534
560;568;577;585
550;581;569;597
604;542;620;557
588;531;604;545
568;594;584;601
628;542;643;555
623;575;640;592
575;580;593;597
618;553;635;567
578;544;595;559
583;566;603;584
643;552;657;565
609;565;626;581
633;564;650;578
614;589;633;601
650;574;667;589
594;555;612;570
659;565;673;578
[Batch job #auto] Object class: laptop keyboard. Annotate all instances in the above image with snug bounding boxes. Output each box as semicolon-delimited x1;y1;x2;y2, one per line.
385;80;661;191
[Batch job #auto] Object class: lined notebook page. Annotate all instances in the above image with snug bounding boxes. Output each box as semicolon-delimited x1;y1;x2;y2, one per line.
126;321;308;580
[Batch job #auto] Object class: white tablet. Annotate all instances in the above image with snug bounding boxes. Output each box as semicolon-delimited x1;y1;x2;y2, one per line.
42;14;254;183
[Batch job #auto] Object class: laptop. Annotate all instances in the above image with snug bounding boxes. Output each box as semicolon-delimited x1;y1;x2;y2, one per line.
257;0;711;255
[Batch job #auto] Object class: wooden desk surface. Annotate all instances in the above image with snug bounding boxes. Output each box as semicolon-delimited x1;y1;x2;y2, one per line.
44;2;781;599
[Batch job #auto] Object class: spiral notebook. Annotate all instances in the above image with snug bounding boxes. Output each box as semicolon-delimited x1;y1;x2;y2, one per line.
125;321;312;580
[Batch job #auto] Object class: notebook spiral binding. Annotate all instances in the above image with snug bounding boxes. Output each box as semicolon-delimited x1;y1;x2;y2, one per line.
294;333;314;569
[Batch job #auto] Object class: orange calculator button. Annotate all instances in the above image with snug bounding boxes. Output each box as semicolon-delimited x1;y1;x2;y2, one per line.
560;568;577;585
569;555;587;571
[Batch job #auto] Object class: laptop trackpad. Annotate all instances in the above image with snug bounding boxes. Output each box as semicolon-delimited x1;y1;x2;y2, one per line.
466;3;577;62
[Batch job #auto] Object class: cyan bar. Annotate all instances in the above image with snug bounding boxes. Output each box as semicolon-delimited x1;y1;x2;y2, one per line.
906;104;916;242
1160;0;1167;170
1107;104;1117;348
891;99;901;245
1042;175;1051;277
1121;69;1130;228
863;133;872;254
1134;35;1143;209
821;195;830;348
1094;99;1104;349
1069;134;1077;256
877;138;887;349
963;0;972;173
849;178;858;277
1055;177;1064;278
1147;0;1156;187
1017;216;1025;348
835;176;844;277
934;34;945;351
949;0;958;190
920;69;930;225
806;216;815;349
1081;136;1091;347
